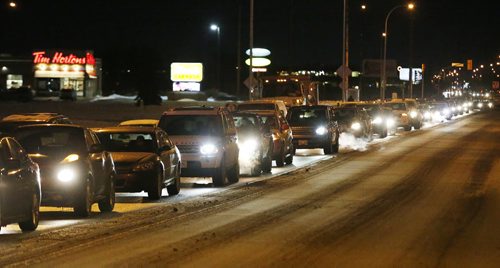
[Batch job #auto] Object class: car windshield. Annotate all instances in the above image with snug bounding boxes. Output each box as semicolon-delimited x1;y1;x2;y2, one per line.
160;115;222;136
233;115;260;133
96;132;156;152
334;109;355;120
15;127;86;155
288;108;327;126
384;103;406;110
432;103;449;109
238;103;275;111
357;105;379;116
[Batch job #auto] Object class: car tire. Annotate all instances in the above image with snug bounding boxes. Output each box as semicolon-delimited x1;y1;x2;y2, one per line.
275;145;285;167
262;156;272;173
333;136;340;153
285;145;294;165
213;157;228;187
323;140;333;155
414;121;422;130
250;161;261;177
98;172;115;212
227;161;240;183
166;165;181;196
404;125;412;131
379;128;388;138
19;193;40;232
148;168;163;200
74;177;93;217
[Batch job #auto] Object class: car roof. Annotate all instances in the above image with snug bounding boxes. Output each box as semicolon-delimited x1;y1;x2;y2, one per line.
162;106;225;116
94;126;157;133
16;124;85;130
1;113;66;122
118;119;159;126
288;105;328;109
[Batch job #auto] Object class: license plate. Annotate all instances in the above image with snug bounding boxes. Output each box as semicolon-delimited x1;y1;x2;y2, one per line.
298;140;308;146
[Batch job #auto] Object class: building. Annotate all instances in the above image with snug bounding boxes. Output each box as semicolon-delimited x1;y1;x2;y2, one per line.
0;50;102;98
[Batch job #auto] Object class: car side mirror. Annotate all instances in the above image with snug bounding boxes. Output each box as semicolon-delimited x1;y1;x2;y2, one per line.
89;144;103;153
5;158;21;171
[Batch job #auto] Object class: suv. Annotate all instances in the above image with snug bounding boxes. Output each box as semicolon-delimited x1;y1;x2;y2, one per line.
333;106;372;139
287;105;339;154
383;100;422;131
0;113;72;136
237;100;288;117
158;106;239;186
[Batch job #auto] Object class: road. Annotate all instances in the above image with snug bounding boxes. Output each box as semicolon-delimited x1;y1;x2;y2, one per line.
1;110;499;267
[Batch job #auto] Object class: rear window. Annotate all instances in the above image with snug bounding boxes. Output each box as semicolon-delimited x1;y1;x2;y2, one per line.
159;115;222;136
334;109;355;120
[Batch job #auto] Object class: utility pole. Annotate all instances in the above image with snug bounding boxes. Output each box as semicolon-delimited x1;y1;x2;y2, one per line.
248;0;254;100
409;13;414;98
236;2;242;97
341;0;349;101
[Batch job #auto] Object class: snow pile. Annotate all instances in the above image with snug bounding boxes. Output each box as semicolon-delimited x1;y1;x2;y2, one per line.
90;94;136;102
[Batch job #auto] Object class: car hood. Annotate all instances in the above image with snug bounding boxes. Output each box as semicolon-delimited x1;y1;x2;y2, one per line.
110;152;155;164
28;152;83;167
168;136;222;146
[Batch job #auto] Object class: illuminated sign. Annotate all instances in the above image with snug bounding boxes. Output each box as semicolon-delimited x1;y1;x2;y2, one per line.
173;82;201;92
33;50;97;79
398;67;422;83
245;48;271;57
245;58;271;67
171;62;203;82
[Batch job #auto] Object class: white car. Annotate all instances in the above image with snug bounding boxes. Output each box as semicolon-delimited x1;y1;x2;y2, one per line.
158;107;239;186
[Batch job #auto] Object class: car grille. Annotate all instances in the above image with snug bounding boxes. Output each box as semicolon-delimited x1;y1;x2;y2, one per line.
176;144;199;154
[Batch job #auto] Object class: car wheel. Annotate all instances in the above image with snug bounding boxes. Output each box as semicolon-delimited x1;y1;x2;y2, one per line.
74;177;93;217
323;141;333;155
148;168;163;200
379;128;388;138
19;193;40;232
404;125;412;131
98;172;116;212
213;156;228;186
228;159;240;183
414;121;422;130
285;145;294;165
262;156;272;173
333;136;340;153
166;165;181;196
275;145;285;167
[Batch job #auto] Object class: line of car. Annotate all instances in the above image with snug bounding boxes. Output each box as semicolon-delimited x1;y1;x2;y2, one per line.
0;97;494;232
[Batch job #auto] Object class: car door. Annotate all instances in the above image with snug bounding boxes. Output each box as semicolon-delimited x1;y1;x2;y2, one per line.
157;130;176;179
223;113;238;168
0;138;28;220
85;130;106;196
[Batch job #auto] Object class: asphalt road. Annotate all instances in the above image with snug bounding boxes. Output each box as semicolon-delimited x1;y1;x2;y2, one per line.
0;109;498;267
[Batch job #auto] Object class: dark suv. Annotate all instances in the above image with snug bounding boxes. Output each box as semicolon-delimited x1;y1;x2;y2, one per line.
287;105;339;154
0;113;72;136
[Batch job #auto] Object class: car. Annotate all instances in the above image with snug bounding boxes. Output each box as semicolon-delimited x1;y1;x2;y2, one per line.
286;105;339;154
237;100;288;117
118;119;159;127
94;126;181;199
429;102;453;120
357;103;394;138
0;137;41;232
383;100;421;131
252;110;294;167
158;106;239;186
0;113;72;137
14;124;116;217
232;112;273;176
333;106;372;139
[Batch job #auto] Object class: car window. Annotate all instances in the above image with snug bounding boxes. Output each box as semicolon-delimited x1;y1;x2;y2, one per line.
15;127;87;155
288;108;326;126
7;138;26;161
159;115;223;136
96;132;156;152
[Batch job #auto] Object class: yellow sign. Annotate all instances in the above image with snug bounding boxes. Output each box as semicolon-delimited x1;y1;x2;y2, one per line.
467;59;473;70
171;63;203;82
451;62;464;68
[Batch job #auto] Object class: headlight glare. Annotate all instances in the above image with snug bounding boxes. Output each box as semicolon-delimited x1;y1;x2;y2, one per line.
200;144;218;155
478;103;483;108
351;122;361;131
410;111;418;118
315;126;327;135
57;168;76;182
61;154;79;163
386;118;395;127
238;139;258;152
372;117;382;124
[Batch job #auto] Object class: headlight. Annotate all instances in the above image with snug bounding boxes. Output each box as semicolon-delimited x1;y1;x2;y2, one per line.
351;122;361;131
451;107;456;111
134;161;155;171
238;139;258;152
478;103;483;108
386;118;395;127
457;106;462;111
443;108;450;115
401;113;408;117
424;112;431;119
372;117;382;125
200;144;219;155
488;102;493;108
410;111;418;118
57;168;77;182
61;154;79;163
468;102;472;106
315;126;327;135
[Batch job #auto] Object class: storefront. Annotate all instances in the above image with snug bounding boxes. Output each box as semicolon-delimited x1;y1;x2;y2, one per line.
0;50;102;98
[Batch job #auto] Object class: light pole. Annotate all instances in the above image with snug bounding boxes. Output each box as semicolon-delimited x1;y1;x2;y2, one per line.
381;3;414;100
210;24;221;91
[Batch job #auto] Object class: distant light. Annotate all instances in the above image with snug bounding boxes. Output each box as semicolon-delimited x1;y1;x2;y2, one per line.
9;1;16;8
361;4;366;10
210;24;219;31
408;3;415;10
1;66;7;72
382;32;386;37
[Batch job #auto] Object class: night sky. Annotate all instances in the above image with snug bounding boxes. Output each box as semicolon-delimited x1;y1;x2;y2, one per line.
1;0;498;93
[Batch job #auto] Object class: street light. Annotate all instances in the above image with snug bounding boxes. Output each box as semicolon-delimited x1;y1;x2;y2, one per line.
381;3;415;100
9;1;16;8
210;24;221;91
